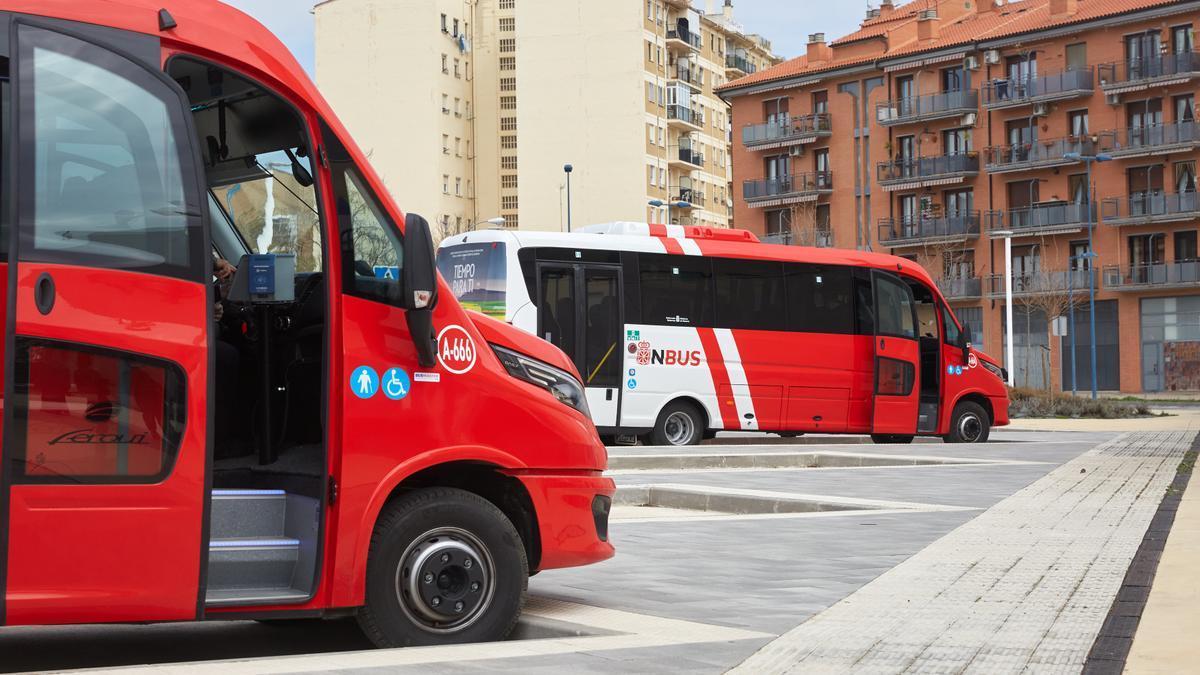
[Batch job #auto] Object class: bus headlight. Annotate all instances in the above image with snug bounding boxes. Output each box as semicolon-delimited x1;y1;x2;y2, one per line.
981;359;1007;382
491;344;591;417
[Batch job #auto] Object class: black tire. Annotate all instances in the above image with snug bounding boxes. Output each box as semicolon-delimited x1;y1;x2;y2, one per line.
870;434;914;444
778;432;804;438
357;487;528;648
944;401;990;444
649;400;705;446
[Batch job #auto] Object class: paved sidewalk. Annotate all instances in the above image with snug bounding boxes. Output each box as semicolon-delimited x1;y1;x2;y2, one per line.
731;431;1195;675
1007;409;1200;433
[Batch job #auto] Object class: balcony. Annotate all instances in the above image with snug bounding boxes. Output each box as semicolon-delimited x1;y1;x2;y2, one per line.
987;202;1096;237
669;62;702;89
1099;51;1200;93
743;172;833;207
761;228;834;248
986;269;1094;298
666;29;702;53
673;186;706;208
875;89;978;127
937;276;983;300
876;153;979;190
667;104;704;131
1104;262;1200;291
1102;192;1200;226
667;145;705;170
982;136;1100;174
742;113;832;150
878;212;981;248
1099;121;1200;159
981;67;1095;110
725;54;757;78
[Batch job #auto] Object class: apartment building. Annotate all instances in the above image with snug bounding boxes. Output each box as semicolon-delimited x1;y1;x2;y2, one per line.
314;0;779;236
721;0;1199;395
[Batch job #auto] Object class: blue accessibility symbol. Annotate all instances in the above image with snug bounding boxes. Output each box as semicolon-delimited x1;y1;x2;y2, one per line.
627;378;637;390
628;368;637;377
955;366;963;376
351;366;379;399
383;367;411;400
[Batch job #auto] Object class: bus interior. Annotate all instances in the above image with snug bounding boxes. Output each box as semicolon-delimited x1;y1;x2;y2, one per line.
170;56;328;606
908;279;942;435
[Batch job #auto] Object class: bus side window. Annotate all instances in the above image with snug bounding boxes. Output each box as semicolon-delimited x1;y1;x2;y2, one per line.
714;258;785;331
941;305;961;346
638;253;713;326
853;273;875;335
786;264;852;334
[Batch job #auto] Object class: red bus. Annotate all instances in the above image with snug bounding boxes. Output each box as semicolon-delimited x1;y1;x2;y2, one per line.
0;0;613;647
439;223;1011;446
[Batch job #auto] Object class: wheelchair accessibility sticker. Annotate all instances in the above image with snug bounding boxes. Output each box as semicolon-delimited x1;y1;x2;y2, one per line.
383;368;411;400
351;366;379;399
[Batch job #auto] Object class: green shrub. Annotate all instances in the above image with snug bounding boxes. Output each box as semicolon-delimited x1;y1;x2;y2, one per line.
1008;387;1153;419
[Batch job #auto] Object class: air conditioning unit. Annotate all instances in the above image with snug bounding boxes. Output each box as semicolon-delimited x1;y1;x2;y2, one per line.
1106;92;1121;106
877;106;898;123
964;55;980;71
789;145;806;158
984;49;1001;65
1033;102;1049;117
961;112;978;127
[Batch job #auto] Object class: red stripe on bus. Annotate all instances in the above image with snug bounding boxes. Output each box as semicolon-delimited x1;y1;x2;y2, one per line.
696;327;740;430
648;223;668;237
659;236;685;255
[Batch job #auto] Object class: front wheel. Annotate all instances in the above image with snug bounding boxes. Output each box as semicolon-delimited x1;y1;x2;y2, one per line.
944;401;990;443
871;434;914;444
649;401;705;446
357;487;528;648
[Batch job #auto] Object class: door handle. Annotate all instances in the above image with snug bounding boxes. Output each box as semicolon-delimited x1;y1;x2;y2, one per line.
34;273;56;315
879;338;886;350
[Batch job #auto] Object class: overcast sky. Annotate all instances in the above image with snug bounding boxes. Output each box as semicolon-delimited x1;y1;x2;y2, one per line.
221;1;868;73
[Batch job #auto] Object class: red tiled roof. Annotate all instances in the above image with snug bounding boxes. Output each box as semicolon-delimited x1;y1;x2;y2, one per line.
720;0;1187;93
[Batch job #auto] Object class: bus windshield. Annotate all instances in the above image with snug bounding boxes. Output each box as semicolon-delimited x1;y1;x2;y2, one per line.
437;242;508;319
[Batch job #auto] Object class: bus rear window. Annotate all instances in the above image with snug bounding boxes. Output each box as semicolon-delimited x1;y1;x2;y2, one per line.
437;242;508;319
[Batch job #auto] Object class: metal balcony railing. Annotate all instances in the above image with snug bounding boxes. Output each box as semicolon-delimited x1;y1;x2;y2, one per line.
742;113;832;148
877;153;979;184
1102;192;1200;225
876;89;978;126
673;187;706;207
878;212;981;246
1104;262;1200;290
988;202;1096;234
725;54;757;75
937;276;983;299
987;269;1094;296
669;145;704;168
982;137;1100;173
1100;121;1200;157
666;29;702;50
1099;50;1200;87
743;172;833;202
671;62;702;85
981;67;1094;108
762;229;834;247
667;104;703;127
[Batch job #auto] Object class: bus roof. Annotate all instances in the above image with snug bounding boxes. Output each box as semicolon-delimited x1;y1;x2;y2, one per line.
442;228;940;289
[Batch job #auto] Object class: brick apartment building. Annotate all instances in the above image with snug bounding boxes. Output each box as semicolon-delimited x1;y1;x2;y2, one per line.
720;0;1199;394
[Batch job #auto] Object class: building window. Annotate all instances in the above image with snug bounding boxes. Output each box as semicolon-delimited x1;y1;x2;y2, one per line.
1066;43;1087;71
500;0;515;9
441;13;448;33
499;17;515;32
441;94;449;114
453;59;461;78
502;174;518;189
453;18;460;37
500;38;516;53
442;54;448;74
1176;230;1198;262
442;135;450;154
765;208;791;237
500;56;515;71
501;156;518;170
442;175;450;194
1068;109;1089;137
500;96;516;110
455;138;462;156
500;77;516;91
501;135;517;149
502;195;519;210
501;117;517;131
455;177;462;196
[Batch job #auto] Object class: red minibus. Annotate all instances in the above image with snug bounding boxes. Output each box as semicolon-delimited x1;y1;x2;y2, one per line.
439;223;1011;446
0;0;613;647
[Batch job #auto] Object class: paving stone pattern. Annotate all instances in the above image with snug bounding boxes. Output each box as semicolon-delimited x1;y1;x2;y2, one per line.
731;431;1196;675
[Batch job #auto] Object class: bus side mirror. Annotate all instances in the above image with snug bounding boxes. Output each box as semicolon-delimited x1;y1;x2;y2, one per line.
403;213;439;368
959;325;972;362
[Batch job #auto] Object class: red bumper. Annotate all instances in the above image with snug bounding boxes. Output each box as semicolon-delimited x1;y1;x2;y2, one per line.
990;395;1011;426
515;472;615;571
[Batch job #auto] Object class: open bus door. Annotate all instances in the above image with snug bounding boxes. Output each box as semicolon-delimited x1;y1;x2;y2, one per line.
1;21;210;625
870;270;921;437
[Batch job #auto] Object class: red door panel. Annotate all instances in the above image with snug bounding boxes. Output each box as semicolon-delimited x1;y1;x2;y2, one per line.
785;386;849;432
871;272;920;435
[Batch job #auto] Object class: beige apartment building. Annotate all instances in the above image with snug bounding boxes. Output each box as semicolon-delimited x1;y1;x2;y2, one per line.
314;0;778;236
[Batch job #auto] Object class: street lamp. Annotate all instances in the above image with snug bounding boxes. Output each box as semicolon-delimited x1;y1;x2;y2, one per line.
1063;149;1113;399
993;229;1017;387
470;217;505;231
563;164;573;233
648;199;694;226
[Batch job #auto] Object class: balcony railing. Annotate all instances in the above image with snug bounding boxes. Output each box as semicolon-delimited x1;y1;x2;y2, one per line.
981;67;1094;109
1102;192;1200;225
742;113;832;149
878;212;981;247
1099;51;1200;89
669;145;704;168
877;153;979;186
876;89;978;126
982;136;1100;173
725;54;757;75
1100;121;1200;158
743;172;833;204
937;276;983;300
672;187;706;208
761;229;834;248
666;29;702;51
986;269;1094;297
1104;262;1200;290
988;202;1096;235
667;104;703;128
670;63;702;86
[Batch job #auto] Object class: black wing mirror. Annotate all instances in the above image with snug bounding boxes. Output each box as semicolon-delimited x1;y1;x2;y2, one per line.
403;213;439;367
959;324;973;363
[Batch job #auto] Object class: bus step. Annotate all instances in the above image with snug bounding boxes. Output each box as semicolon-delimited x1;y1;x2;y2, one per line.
211;489;288;540
207;538;301;590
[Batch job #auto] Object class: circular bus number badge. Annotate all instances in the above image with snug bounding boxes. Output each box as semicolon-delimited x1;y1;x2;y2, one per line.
438;324;477;374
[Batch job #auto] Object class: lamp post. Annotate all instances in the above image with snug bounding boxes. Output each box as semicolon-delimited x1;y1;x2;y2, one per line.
470;217;506;231
648;199;693;226
563;164;573;233
993;229;1016;387
1063;148;1112;399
